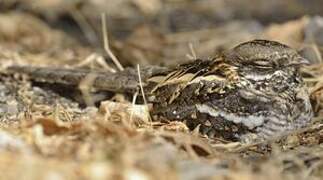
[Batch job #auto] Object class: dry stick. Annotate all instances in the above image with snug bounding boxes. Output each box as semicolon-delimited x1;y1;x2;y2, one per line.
75;53;117;73
96;55;117;73
189;42;197;59
186;42;197;60
137;64;147;105
311;43;322;63
101;13;124;71
137;64;153;124
307;32;322;63
129;91;139;127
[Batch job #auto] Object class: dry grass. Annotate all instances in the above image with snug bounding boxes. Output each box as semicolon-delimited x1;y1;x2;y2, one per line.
0;2;323;179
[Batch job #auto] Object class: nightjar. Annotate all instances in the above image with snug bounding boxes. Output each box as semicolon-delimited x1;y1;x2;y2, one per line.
147;40;313;142
6;40;313;142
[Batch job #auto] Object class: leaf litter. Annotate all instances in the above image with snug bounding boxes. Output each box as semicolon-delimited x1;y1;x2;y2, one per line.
0;1;323;179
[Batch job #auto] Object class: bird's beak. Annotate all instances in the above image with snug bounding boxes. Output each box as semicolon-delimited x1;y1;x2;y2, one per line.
288;57;310;66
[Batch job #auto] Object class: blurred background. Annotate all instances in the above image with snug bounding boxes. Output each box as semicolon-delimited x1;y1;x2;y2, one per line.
1;1;323;179
1;0;323;68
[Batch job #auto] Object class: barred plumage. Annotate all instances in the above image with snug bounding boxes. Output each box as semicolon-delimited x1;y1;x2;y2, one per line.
148;40;313;142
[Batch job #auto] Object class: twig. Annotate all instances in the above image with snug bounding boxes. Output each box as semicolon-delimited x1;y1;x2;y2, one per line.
137;64;153;125
129;91;139;126
75;53;117;73
189;42;197;59
311;43;322;63
101;13;124;71
137;64;147;105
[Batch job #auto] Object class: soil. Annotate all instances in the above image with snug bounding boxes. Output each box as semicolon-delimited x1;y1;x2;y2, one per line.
0;1;323;179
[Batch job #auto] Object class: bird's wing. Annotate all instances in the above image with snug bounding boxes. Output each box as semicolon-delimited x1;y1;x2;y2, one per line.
148;58;241;106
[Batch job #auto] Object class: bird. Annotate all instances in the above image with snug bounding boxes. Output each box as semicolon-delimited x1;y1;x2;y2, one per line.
6;40;313;142
146;40;313;142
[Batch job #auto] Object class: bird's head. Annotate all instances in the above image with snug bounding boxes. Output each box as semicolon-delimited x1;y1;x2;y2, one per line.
224;39;309;68
223;39;309;80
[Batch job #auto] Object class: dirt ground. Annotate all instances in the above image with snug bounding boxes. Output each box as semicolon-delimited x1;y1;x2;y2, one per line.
0;0;323;179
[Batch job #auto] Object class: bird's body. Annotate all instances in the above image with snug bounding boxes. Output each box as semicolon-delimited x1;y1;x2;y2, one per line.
6;40;313;142
146;40;313;142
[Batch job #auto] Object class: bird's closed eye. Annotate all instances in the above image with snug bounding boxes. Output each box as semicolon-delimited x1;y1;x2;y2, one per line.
252;59;271;66
244;59;273;69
